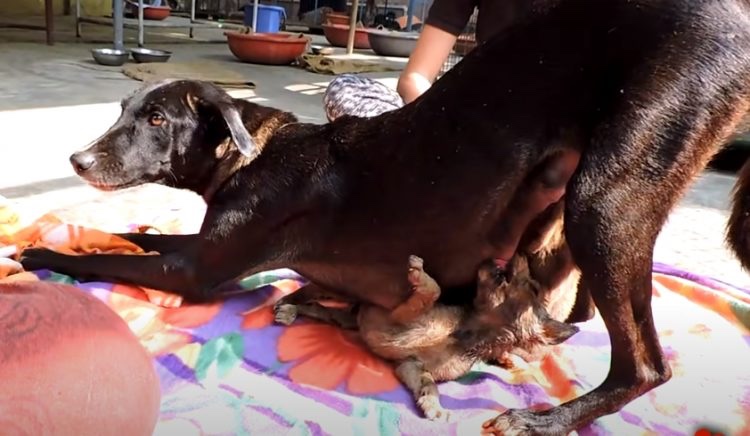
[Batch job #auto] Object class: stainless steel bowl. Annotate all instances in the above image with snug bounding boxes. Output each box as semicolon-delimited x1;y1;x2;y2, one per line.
311;45;334;56
130;47;172;63
367;29;419;58
91;48;129;66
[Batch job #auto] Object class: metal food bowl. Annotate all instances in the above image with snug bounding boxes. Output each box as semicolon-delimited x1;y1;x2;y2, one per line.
91;48;130;66
367;29;420;57
311;45;334;55
130;47;172;63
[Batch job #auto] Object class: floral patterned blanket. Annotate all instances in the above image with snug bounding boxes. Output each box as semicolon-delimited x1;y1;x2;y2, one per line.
1;197;749;436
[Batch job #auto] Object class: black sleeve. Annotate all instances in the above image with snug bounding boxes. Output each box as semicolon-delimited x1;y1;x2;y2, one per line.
424;0;477;36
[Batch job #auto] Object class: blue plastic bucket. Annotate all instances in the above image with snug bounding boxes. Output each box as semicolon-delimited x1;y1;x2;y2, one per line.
243;4;287;33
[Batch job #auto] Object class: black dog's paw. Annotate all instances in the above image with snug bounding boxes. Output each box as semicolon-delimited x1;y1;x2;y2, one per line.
18;247;65;272
481;409;563;436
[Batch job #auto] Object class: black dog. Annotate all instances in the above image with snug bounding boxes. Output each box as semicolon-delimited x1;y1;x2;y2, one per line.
21;0;750;433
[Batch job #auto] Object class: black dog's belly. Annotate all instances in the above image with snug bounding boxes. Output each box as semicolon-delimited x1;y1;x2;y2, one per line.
295;227;496;309
287;155;530;309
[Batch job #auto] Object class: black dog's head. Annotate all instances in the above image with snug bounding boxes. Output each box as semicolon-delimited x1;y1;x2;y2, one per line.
69;79;291;195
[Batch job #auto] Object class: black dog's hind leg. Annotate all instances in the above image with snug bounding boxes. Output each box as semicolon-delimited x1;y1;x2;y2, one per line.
483;60;750;436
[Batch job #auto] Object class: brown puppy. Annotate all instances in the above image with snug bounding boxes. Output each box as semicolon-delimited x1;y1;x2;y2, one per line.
275;255;579;421
20;1;750;433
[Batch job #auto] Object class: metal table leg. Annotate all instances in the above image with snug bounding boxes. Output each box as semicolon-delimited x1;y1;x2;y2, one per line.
75;0;81;37
252;0;259;30
405;0;415;31
113;0;125;50
313;0;319;29
189;0;195;38
44;0;54;45
138;0;145;47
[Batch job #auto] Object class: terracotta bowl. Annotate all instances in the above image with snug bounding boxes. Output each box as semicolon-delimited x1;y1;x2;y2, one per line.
143;6;171;20
225;31;310;65
325;12;350;26
322;23;370;49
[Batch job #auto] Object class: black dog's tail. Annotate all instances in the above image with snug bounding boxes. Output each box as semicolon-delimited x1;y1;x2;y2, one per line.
727;159;750;270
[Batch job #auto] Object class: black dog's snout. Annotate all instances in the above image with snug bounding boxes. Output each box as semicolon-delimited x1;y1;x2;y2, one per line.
70;152;96;173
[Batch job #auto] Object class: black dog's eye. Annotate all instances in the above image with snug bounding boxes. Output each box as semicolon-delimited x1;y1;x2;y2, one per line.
148;112;166;127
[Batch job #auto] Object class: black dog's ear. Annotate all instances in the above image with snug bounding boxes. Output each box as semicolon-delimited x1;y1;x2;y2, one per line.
186;89;258;159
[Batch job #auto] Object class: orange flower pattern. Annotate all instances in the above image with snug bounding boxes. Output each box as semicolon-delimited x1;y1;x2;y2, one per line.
278;323;400;395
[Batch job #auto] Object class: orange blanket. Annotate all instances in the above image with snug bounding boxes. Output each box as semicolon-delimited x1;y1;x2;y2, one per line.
0;198;180;306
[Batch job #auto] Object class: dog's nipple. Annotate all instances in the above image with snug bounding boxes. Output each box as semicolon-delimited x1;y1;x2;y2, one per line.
493;258;508;269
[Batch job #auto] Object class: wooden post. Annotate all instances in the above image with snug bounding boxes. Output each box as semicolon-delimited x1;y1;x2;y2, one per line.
345;0;359;54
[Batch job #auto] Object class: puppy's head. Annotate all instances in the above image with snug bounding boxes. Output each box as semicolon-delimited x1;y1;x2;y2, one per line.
458;257;579;355
69;79;267;193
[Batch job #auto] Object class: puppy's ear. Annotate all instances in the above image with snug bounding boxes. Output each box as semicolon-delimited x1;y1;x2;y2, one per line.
540;318;579;345
185;89;258;159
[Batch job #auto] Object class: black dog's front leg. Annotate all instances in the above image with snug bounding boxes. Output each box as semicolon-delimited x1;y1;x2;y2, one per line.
114;233;199;254
20;193;297;302
20;247;223;302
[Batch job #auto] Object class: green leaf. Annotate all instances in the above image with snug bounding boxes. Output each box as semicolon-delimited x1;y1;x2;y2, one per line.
195;333;245;381
237;271;287;291
350;400;401;436
217;333;245;378
45;272;77;285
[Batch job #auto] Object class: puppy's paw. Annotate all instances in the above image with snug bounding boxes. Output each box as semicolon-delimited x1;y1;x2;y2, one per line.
392;255;441;323
492;352;516;369
273;303;298;326
407;255;425;280
417;395;450;422
406;255;438;294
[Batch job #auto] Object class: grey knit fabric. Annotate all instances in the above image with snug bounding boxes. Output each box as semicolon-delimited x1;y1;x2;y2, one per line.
322;74;405;121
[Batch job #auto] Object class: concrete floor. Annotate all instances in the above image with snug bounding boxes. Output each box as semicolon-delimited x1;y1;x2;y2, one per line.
1;24;749;289
0;36;402;191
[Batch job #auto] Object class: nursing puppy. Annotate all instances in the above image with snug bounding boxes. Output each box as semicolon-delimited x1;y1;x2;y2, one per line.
275;164;581;420
276;253;579;421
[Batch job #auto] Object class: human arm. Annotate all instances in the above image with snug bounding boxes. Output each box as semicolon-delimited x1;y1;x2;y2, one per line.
396;25;459;104
396;0;478;103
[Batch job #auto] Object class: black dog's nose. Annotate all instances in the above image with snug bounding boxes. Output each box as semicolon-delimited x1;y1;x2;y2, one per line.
70;152;96;173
